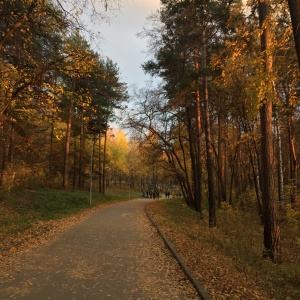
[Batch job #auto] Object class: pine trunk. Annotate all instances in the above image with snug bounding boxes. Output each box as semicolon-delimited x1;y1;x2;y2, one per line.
202;23;216;227
275;109;284;209
287;0;300;69
259;0;281;263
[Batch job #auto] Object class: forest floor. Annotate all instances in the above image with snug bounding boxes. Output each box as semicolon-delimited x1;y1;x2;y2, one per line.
0;192;299;299
146;199;300;300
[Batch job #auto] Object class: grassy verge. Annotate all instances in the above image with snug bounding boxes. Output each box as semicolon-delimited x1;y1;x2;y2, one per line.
148;198;300;300
0;187;141;244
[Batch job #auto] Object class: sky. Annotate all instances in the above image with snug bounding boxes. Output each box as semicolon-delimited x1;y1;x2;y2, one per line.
86;0;162;90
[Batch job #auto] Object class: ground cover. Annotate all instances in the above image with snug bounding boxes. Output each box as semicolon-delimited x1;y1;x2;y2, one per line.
0;188;140;254
1;189;299;299
146;199;300;300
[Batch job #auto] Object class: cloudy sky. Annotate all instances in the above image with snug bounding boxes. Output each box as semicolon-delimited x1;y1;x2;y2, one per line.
86;0;161;90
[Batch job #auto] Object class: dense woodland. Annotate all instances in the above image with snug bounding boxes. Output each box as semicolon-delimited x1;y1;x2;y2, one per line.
0;0;132;193
1;0;300;264
126;0;300;264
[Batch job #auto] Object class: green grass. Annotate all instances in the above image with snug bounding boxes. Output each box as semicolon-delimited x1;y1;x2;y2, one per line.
154;198;300;299
0;187;141;241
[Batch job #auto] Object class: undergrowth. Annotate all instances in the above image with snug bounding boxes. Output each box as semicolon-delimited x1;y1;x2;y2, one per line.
155;198;300;300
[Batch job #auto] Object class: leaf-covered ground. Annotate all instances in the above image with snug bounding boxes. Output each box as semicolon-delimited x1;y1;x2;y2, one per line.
146;199;300;300
1;197;299;299
0;202;114;268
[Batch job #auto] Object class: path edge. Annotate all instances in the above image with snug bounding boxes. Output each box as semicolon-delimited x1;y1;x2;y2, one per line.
145;203;211;300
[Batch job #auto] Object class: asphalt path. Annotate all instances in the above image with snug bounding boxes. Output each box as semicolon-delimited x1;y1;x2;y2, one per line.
0;198;200;299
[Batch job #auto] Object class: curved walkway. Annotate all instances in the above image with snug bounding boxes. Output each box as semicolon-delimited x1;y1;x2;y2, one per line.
0;198;201;299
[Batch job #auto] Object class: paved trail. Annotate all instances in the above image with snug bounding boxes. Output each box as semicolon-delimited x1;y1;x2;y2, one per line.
0;199;200;299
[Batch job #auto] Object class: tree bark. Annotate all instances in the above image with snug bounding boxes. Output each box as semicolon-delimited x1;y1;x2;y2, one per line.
275;108;284;209
63;78;75;189
287;0;300;69
259;0;281;263
217;112;227;204
98;134;103;193
102;126;108;194
49;114;54;181
194;54;203;213
79;107;85;189
0;119;13;186
195;89;203;212
287;109;297;206
186;105;199;210
202;22;216;227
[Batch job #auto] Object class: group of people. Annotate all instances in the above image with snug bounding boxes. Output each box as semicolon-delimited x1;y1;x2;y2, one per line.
165;191;171;198
142;189;173;199
143;190;160;199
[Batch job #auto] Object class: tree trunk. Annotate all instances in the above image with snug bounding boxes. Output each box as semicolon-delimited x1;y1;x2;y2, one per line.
259;0;281;263
102;127;108;194
287;0;300;69
98;134;103;193
72;136;77;188
217;112;227;204
275;108;284;209
0;119;13;186
186;105;199;211
49;114;54;181
195;88;203;212
63;79;75;189
194;53;203;213
288;113;297;205
202;23;216;227
79;107;85;189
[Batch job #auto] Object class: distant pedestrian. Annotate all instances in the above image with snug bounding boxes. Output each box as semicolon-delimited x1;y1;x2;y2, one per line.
157;190;160;199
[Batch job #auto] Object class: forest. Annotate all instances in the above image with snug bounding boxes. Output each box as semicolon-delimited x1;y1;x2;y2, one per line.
0;0;300;278
125;0;300;265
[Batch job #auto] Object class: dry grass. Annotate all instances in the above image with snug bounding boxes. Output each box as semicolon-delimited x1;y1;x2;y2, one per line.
147;198;300;300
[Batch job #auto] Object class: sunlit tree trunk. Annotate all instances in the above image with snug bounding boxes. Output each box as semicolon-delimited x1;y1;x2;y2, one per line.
259;0;281;263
